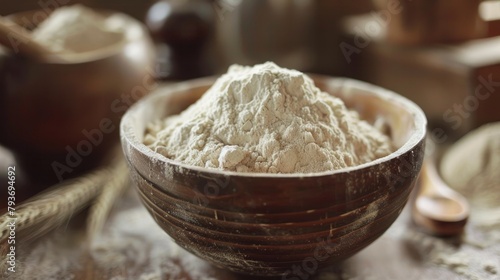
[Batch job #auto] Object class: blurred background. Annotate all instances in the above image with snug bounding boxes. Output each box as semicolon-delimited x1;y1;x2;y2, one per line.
0;0;374;75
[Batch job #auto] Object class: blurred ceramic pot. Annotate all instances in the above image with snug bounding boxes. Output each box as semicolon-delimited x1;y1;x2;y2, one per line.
0;9;156;185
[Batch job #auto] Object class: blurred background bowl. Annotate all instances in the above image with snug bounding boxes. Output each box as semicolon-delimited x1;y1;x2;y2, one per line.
0;9;155;185
120;75;426;276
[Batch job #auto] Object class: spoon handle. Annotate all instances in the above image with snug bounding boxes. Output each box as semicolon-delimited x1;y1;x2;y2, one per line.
419;158;445;196
0;16;52;60
411;137;471;236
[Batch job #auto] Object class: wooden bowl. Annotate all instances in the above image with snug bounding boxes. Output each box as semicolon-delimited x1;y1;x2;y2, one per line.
120;76;427;276
0;9;155;184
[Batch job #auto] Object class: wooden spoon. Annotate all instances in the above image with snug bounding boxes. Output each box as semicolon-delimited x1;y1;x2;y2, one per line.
0;16;64;62
413;153;470;236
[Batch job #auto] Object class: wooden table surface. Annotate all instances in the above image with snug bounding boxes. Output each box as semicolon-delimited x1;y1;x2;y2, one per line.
1;148;499;280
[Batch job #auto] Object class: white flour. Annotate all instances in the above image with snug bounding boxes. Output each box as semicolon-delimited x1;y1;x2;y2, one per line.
441;123;500;246
32;5;125;53
145;62;393;173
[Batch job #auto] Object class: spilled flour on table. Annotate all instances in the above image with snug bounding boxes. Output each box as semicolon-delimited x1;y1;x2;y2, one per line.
4;231;84;280
90;196;218;280
402;229;500;280
5;189;218;280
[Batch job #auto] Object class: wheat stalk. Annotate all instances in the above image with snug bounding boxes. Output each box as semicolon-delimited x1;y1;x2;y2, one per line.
86;159;129;242
0;148;126;269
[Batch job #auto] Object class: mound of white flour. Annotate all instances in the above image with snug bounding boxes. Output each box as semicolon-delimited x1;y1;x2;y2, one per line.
32;5;125;53
145;62;393;173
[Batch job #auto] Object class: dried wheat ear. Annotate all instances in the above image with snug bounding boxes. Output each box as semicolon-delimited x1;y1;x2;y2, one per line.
0;147;129;260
